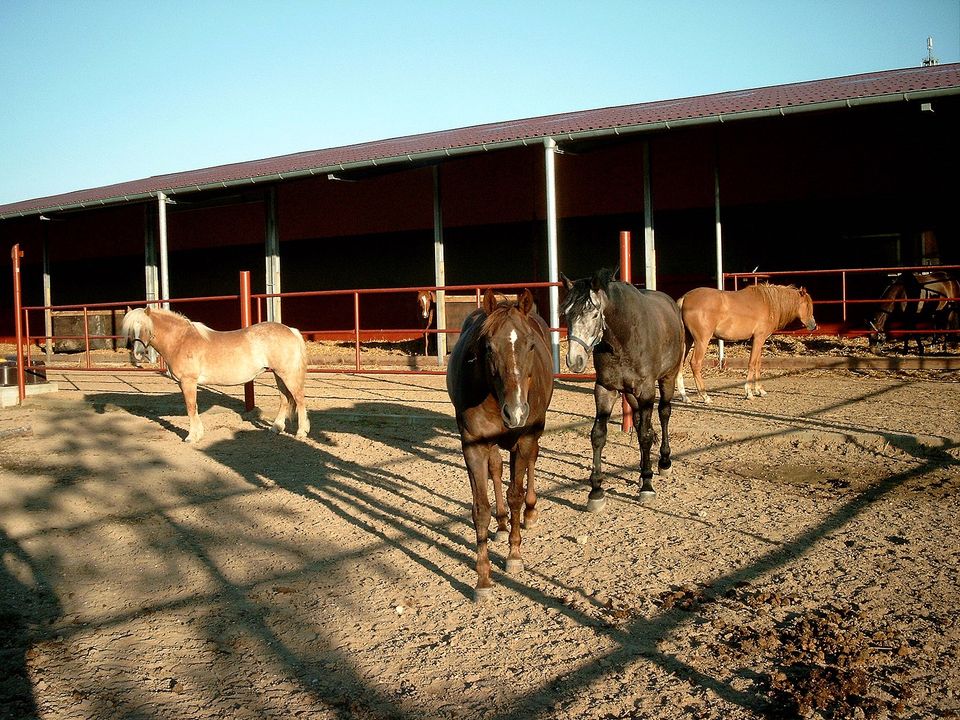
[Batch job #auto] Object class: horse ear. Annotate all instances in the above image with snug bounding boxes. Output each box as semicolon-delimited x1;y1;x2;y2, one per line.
144;306;152;316
519;289;535;316
482;289;498;315
560;273;574;291
799;287;808;297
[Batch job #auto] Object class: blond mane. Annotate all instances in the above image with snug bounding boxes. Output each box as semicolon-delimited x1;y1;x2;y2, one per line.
747;284;802;330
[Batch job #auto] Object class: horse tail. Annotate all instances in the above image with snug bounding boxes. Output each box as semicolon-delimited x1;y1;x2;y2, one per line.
289;326;308;374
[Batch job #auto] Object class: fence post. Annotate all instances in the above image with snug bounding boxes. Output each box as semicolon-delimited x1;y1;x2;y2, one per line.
239;271;255;411
353;292;361;371
620;231;634;433
11;244;26;404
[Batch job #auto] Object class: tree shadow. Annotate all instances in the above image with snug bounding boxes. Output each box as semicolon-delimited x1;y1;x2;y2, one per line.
0;527;62;720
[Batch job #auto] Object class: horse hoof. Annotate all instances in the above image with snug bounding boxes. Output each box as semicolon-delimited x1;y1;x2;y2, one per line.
295;430;308;439
270;425;283;434
702;395;712;405
586;496;607;513
505;558;524;574
473;586;493;603
639;489;656;503
659;465;672;477
523;510;538;528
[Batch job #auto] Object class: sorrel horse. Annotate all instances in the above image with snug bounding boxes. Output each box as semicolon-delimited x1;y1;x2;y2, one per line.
416;289;436;355
121;307;310;443
561;268;684;510
676;284;817;403
868;270;960;354
446;289;554;601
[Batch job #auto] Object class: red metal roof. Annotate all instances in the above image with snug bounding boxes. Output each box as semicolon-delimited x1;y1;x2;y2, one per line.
3;63;959;219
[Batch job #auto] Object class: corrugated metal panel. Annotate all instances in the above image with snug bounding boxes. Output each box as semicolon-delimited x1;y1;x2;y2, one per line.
2;63;959;219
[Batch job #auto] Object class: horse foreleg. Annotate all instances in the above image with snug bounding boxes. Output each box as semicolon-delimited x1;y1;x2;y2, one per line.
522;438;540;529
504;445;530;574
627;389;657;500
488;448;507;542
746;335;769;399
463;441;494;601
180;378;204;443
657;378;675;477
587;385;619;512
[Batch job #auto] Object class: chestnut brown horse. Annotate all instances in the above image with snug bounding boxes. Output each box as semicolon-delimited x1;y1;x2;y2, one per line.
416;289;436;355
121;307;310;443
676;284;816;403
561;269;684;510
446;289;554;601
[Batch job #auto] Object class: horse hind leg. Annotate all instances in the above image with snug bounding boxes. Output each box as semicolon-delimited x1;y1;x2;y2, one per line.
689;336;712;404
271;373;292;434
657;378;675;477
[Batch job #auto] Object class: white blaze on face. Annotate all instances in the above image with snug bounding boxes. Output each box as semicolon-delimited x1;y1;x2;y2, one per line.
508;328;522;406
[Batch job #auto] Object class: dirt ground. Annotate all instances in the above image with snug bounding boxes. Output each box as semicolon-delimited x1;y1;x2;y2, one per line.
1;355;959;719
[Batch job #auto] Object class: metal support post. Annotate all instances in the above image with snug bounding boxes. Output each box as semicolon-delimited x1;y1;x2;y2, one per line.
432;166;447;362
642;140;656;291
157;192;171;310
265;187;281;322
544;137;561;373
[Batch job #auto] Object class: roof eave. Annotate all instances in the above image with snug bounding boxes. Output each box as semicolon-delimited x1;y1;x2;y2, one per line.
2;85;958;222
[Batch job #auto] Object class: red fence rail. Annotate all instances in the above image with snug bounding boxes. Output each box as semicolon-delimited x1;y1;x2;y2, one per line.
723;264;960;338
9;257;960;406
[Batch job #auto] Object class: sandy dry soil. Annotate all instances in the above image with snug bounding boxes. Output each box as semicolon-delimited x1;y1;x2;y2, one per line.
1;358;959;719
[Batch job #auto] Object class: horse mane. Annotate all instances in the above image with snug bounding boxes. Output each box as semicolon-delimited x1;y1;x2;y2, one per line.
120;306;194;338
561;268;617;316
748;284;803;330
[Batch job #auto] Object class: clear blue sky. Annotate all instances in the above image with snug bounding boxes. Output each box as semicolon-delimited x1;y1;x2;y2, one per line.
1;0;957;206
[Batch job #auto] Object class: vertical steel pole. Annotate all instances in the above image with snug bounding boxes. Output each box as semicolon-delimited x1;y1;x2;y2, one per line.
157;192;171;310
240;271;255;411
642;140;656;291
41;226;53;364
432;166;447;362
544;138;561;373
714;151;725;368
264;187;281;323
620;232;634;433
143;204;159;362
11;244;26;404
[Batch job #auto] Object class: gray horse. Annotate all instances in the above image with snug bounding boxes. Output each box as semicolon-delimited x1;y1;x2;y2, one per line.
561;269;684;510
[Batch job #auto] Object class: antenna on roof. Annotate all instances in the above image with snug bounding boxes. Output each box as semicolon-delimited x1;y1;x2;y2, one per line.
922;36;939;67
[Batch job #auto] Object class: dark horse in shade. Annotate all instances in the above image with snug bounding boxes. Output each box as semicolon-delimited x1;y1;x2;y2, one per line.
561;269;684;511
446;289;554;601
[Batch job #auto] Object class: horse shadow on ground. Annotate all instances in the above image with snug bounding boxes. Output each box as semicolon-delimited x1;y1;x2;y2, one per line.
75;379;958;719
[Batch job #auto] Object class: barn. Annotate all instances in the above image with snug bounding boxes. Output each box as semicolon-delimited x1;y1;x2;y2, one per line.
2;63;958;357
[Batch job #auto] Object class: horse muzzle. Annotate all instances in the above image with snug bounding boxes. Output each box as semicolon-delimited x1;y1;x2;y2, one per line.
805;320;817;331
501;401;530;429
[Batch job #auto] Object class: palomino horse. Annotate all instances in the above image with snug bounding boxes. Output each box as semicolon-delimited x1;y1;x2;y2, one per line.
416;289;436;355
561;268;684;509
868;270;960;354
676;284;817;403
121;307;310;443
446;289;554;601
